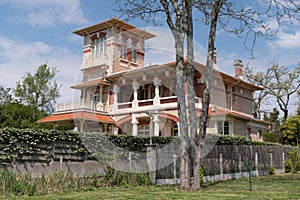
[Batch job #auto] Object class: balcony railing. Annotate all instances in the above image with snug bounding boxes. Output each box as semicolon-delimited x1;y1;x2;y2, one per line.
56;100;111;113
113;96;202;114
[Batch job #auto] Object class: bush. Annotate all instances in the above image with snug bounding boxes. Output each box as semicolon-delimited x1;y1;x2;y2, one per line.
268;166;275;175
263;132;276;143
285;149;300;173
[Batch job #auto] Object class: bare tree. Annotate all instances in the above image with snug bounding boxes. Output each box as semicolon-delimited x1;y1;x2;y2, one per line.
246;64;300;121
244;65;272;119
116;0;300;190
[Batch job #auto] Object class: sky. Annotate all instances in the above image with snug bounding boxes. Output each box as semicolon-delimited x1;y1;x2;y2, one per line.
0;0;299;116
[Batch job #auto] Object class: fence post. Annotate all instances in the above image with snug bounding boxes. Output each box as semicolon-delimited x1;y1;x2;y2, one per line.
282;152;285;172
60;156;63;171
128;152;132;171
220;153;223;177
146;144;158;184
269;152;273;167
238;153;242;173
255;152;258;176
173;154;177;183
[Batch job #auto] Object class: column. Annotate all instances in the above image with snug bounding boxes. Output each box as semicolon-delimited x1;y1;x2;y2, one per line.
153;77;161;105
132;80;140;109
81;89;87;108
153;113;160;136
131;113;139;136
177;122;180;137
97;85;104;111
112;85;119;112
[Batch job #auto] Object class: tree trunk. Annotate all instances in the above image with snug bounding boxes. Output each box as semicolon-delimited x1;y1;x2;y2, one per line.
197;0;224;189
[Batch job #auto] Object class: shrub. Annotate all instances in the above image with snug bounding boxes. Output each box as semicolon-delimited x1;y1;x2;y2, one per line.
285;149;300;173
263;132;276;143
268;166;275;175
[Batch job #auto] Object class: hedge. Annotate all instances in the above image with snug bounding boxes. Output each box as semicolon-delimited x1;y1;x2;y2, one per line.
0;128;283;165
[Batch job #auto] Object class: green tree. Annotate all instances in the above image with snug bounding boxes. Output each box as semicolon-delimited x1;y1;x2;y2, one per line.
281;115;300;146
14;63;60;121
0;102;51;129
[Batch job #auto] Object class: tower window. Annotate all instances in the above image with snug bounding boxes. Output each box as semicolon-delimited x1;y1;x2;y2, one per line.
93;37;106;56
121;38;127;59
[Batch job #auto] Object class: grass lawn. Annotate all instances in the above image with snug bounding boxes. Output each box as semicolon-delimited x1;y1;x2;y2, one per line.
5;173;300;200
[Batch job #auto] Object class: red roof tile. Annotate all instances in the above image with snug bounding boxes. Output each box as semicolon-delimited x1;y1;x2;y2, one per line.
71;79;110;89
37;111;114;124
209;106;268;125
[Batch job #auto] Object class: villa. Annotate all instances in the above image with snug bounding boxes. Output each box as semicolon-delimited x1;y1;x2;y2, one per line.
38;18;267;141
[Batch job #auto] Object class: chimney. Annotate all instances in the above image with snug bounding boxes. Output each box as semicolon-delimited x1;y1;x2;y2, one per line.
234;59;243;80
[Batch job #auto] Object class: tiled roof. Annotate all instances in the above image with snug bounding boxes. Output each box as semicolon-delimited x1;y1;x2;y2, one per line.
209;106;268;125
71;79;110;89
37;111;115;124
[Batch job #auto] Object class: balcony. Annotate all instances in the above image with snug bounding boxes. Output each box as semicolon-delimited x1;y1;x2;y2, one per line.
55;100;111;113
112;96;202;115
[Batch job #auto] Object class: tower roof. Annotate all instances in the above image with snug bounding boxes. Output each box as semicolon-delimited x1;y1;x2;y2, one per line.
73;17;155;39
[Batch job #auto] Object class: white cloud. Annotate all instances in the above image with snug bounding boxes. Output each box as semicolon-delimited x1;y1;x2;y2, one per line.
269;30;300;49
0;0;89;27
0;36;81;102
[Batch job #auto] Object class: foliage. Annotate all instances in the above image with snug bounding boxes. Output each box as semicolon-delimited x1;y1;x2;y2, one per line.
0;128;85;165
102;167;151;187
14;63;60;117
281;115;300;146
0;170;100;197
5;174;300;199
263;132;276;143
0;103;51;129
284;149;300;173
268;166;275;175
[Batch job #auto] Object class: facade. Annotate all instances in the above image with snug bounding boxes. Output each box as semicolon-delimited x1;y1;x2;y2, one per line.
38;18;267;141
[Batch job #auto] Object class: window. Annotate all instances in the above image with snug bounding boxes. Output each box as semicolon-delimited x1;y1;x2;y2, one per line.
131;43;137;62
121;38;127;59
93;37;106;56
138;84;155;100
173;123;179;136
138;125;149;136
217;121;229;135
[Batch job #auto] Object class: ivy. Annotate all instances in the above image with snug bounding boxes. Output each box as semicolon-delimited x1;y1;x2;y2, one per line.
0;128;284;166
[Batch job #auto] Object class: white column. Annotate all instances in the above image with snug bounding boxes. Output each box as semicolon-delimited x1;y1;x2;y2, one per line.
132;80;140;109
153;114;160;136
112;85;119;112
97;85;104;111
99;85;103;104
153;77;161;105
177;122;180;137
131;113;139;136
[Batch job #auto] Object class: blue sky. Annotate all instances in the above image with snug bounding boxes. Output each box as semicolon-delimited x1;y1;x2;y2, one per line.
0;0;299;115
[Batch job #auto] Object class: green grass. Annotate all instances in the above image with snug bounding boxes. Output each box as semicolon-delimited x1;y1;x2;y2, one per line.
4;173;300;200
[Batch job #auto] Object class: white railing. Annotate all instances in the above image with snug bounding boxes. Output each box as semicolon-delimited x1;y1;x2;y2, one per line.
56;100;111;113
